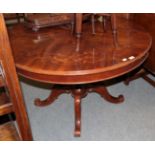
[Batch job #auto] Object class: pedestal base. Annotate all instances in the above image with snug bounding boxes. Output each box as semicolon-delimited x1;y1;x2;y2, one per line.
34;84;124;137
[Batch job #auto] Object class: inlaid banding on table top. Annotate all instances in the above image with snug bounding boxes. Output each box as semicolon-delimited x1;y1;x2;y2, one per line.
9;18;152;77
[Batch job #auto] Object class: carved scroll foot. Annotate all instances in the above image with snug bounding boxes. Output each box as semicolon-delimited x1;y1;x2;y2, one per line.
89;86;124;104
34;89;67;107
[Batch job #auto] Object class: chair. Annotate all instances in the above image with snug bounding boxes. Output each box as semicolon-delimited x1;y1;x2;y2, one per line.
91;13;117;35
0;14;33;140
75;13;118;51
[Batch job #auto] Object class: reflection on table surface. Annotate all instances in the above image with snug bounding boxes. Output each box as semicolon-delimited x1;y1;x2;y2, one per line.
8;18;151;76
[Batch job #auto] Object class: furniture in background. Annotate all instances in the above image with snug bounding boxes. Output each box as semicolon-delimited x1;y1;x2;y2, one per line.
24;13;91;33
75;13;117;51
91;13;117;35
24;13;75;32
4;13;25;24
124;13;155;87
0;14;32;140
9;17;151;136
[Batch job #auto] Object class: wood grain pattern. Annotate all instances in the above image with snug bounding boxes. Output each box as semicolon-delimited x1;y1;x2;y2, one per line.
0;92;13;116
9;18;152;84
0;76;4;87
0;14;33;140
0;122;20;141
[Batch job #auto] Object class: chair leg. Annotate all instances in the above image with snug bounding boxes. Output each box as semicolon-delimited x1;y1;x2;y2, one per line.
111;14;118;47
16;13;21;23
71;21;74;34
76;34;80;52
75;13;82;52
102;16;107;33
91;14;96;35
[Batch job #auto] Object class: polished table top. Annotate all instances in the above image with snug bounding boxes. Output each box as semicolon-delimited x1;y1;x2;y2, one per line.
8;18;152;84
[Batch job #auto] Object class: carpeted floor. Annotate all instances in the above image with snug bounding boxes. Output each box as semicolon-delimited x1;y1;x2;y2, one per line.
20;75;155;141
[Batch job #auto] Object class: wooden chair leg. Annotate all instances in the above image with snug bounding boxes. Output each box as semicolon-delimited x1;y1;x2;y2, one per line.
111;14;118;47
75;13;82;52
71;21;74;34
91;14;96;35
103;16;107;32
16;13;20;23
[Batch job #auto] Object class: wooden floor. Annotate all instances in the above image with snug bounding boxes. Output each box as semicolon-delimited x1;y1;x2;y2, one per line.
0;121;20;141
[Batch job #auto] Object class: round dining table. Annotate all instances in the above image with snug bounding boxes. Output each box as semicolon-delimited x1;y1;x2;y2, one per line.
8;17;152;136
